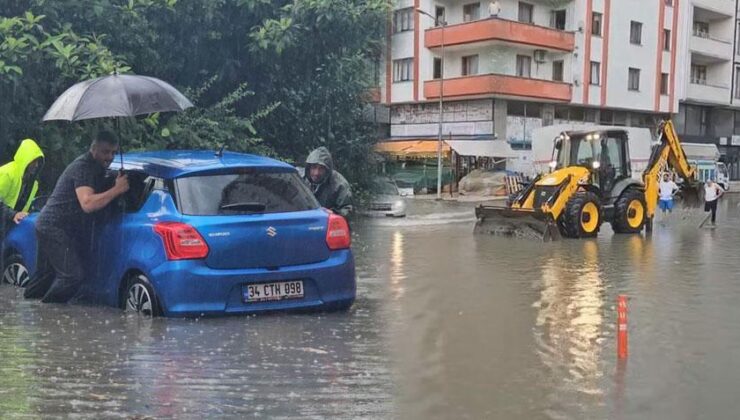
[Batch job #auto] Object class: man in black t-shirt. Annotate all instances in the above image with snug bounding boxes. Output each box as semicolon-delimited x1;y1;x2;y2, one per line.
24;131;129;303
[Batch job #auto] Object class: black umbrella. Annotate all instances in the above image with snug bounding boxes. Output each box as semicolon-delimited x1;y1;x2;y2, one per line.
43;74;193;121
42;74;194;166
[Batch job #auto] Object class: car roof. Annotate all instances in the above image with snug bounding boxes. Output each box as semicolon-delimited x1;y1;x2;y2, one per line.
108;150;295;179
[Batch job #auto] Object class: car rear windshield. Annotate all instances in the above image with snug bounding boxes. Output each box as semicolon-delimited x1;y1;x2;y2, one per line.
176;169;320;215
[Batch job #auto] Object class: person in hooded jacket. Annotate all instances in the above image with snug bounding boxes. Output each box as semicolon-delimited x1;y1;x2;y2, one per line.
0;138;45;233
302;146;353;217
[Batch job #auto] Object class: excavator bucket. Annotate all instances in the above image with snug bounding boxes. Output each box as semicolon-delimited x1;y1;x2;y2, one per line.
676;183;702;208
474;205;561;241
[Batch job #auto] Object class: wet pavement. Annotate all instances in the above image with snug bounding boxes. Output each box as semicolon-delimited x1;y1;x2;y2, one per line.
2;197;740;418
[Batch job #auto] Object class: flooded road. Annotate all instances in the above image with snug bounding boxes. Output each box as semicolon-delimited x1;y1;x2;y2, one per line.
2;197;740;418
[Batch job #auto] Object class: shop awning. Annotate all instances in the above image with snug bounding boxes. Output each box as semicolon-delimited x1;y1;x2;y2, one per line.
374;139;451;159
445;140;517;158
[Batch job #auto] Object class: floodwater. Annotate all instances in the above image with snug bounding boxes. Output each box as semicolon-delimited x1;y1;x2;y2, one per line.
2;197;740;419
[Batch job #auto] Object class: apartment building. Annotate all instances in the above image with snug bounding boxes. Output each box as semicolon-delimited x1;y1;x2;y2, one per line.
674;0;740;179
382;0;678;149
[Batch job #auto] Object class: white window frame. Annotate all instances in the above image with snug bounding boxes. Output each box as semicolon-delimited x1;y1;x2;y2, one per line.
393;58;414;82
516;55;532;78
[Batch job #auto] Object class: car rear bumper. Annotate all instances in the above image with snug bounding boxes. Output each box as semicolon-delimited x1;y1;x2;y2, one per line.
149;250;356;317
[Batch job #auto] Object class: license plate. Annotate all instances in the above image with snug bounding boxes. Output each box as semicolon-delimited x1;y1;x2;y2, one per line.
243;281;304;303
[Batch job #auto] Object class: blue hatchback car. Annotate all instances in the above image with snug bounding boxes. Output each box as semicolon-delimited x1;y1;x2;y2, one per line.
2;151;356;317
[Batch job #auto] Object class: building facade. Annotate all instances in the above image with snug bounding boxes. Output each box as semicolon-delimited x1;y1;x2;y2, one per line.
379;0;740;179
674;0;740;179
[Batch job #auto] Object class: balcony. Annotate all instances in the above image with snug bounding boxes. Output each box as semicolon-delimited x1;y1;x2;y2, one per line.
690;33;733;61
425;18;575;52
424;74;572;102
693;0;735;17
686;81;730;105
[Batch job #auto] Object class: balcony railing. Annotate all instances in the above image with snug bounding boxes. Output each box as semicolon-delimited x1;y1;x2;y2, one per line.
424;73;572;102
425;17;575;52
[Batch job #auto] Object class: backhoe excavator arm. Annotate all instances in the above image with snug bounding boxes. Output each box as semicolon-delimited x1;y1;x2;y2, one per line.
643;120;698;219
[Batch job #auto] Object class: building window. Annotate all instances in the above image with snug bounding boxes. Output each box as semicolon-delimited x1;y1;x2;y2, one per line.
614;112;628;126
551;10;566;30
684;105;708;136
518;2;534;24
552;60;564;82
664;29;671;51
463;3;481;22
630;21;642;45
735;68;740;99
393;58;413;82
433;58;442;79
628;68;640;91
462;55;479;76
600;110;614;125
393;8;414;33
585;109;598;123
435;6;446;26
569;107;585;121
691;64;707;84
590;61;601;86
734;111;740;133
665;0;673;6
592;12;602;36
661;73;669;95
693;21;709;38
516;55;532;77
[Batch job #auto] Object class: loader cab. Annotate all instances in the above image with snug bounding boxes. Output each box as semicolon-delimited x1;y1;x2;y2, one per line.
551;130;632;194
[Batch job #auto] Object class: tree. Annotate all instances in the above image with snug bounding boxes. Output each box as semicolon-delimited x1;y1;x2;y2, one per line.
1;0;388;189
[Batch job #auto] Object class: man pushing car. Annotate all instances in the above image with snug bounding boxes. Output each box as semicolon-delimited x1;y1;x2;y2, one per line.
24;130;129;303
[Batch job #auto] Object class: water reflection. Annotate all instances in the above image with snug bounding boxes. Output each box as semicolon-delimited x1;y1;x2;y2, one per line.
534;241;605;401
389;231;406;300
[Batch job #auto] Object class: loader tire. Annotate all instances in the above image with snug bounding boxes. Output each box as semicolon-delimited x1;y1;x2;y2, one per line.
612;189;646;234
560;191;602;238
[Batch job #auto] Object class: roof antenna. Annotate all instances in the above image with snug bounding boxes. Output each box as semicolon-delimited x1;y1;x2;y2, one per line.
215;144;227;157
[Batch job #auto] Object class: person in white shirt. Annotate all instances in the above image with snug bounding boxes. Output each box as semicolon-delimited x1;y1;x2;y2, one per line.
489;1;501;17
704;179;724;225
658;173;678;214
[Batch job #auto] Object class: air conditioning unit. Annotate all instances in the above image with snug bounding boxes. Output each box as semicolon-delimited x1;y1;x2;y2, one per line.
533;49;547;63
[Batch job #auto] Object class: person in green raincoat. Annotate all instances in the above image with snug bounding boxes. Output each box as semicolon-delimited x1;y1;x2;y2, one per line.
0;138;45;230
302;146;353;217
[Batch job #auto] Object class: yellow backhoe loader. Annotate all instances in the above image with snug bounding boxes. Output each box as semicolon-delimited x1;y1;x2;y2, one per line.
474;120;700;240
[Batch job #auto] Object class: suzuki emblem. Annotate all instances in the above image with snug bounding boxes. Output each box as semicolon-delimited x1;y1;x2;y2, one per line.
266;226;277;237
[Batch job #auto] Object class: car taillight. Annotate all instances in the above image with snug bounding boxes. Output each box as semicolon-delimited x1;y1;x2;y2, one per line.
153;222;209;260
326;213;351;250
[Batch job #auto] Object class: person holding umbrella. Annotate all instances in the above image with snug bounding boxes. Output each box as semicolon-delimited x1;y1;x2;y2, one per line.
24;130;129;303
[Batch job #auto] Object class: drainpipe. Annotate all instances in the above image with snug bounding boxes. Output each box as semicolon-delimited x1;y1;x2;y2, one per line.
732;0;739;106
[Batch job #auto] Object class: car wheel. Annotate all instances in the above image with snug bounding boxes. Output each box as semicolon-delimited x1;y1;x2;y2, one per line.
123;274;161;317
3;254;30;288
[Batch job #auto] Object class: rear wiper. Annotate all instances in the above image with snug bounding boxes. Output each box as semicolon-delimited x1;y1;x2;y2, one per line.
219;202;267;212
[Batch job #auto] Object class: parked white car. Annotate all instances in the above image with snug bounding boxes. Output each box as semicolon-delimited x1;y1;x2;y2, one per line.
358;177;407;218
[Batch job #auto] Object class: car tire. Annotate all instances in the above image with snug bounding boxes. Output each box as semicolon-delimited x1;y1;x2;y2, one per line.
3;254;30;288
122;273;162;317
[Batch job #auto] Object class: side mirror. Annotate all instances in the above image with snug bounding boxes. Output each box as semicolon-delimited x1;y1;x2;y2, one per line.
30;195;49;212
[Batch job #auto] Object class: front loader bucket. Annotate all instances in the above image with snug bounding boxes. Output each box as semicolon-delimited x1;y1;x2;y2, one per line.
474;205;561;241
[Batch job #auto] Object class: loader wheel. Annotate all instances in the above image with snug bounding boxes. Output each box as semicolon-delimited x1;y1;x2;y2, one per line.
560;191;602;238
612;189;646;234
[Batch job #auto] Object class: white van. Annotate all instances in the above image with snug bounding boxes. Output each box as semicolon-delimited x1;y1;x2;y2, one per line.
681;143;730;191
526;124;653;179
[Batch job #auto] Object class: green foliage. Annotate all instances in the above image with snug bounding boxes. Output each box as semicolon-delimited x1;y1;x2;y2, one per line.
1;0;389;192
